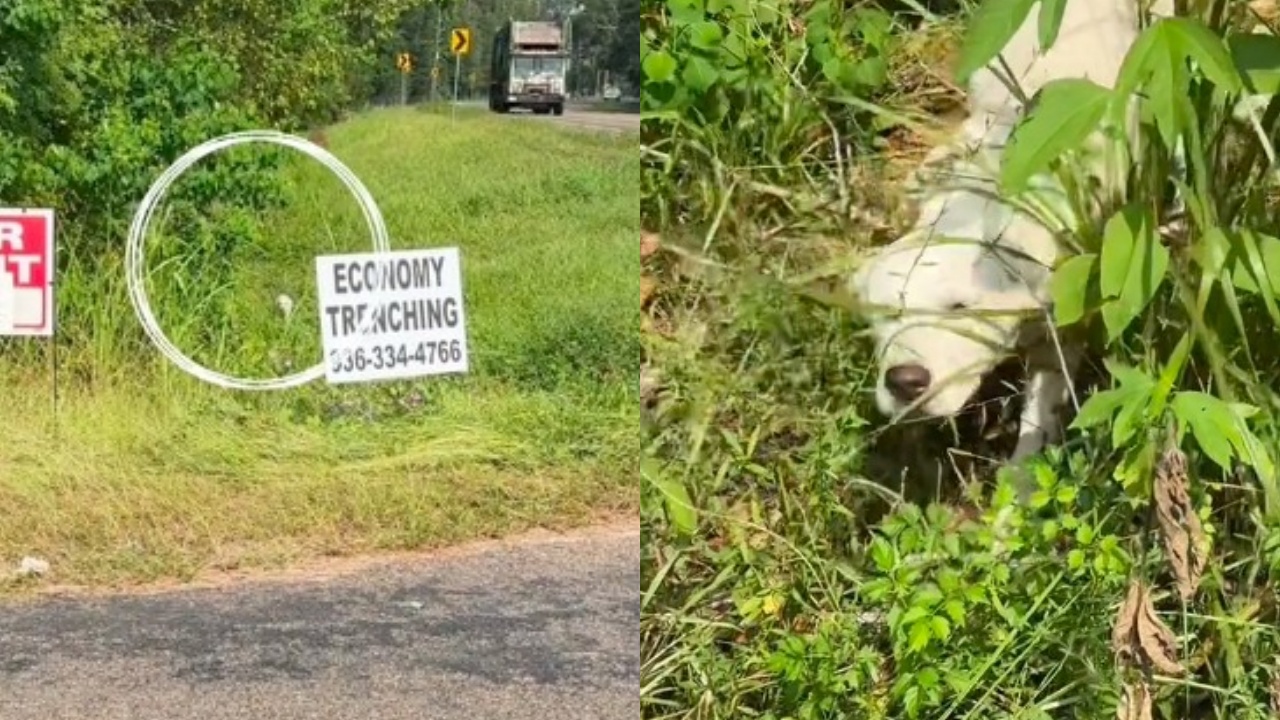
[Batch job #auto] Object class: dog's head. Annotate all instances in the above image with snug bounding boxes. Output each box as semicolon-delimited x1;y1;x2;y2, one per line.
852;217;1053;420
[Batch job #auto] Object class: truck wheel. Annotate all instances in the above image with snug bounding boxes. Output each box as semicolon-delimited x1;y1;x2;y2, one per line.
552;104;564;116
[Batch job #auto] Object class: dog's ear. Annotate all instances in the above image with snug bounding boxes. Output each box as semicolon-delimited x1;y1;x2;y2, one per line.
849;253;875;304
971;247;1050;311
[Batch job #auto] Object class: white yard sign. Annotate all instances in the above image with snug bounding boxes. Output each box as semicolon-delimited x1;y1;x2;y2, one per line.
315;248;469;384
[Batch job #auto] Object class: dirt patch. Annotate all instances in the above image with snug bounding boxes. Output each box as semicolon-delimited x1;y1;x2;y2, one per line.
12;514;638;601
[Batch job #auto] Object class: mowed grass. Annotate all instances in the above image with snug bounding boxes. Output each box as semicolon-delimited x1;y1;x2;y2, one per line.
0;107;638;592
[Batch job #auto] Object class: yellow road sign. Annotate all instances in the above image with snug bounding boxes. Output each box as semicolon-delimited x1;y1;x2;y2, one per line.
396;52;413;74
450;27;472;57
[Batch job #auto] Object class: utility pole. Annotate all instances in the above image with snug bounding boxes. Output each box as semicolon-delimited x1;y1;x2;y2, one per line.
564;4;585;99
429;3;447;102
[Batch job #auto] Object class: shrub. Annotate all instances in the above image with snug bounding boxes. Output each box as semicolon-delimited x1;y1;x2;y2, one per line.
0;0;415;358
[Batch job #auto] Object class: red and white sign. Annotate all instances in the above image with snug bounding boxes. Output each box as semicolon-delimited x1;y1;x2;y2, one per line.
0;209;55;337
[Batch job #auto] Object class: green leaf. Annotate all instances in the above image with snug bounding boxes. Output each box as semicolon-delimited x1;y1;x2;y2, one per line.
681;56;720;92
964;585;986;604
901;605;930;625
1000;78;1113;194
1050;253;1096;326
937;567;961;593
1070;361;1154;432
1228;229;1280;295
931;615;952;641
1030;489;1053;509
1196;225;1233;277
1041;518;1060;541
1076;523;1096;545
870;536;895;572
1117;18;1241;145
821;56;844;85
1037;0;1067;50
752;2;779;25
1099;205;1149;297
1149;332;1192;420
1116;20;1192;145
1098;203;1168;343
1056;485;1078;505
1113;390;1148;448
642;51;678;83
915;583;944;608
944;600;966;624
1172;392;1239;472
666;0;705;24
686;20;724;49
1229;33;1280;96
1171;393;1274;493
904;686;922;716
862;578;893;602
1071;388;1129;430
854;7;894;48
654;478;698;536
851;56;889;89
803;4;832;46
1108;359;1154;389
955;0;1038;86
1067;548;1085;570
1167;17;1242;93
811;40;836;65
908;619;933;652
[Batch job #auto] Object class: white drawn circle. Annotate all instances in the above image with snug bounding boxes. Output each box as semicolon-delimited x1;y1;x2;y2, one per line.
125;130;391;391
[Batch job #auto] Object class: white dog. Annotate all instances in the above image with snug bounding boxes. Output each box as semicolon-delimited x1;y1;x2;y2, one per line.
853;0;1176;469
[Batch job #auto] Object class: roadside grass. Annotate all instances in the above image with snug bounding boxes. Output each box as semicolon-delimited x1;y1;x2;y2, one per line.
0;106;638;592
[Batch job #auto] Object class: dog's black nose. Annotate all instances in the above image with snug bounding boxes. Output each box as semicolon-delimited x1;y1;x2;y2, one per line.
885;364;931;403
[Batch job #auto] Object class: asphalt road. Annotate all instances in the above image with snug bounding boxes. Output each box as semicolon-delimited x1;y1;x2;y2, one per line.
0;524;638;720
553;109;639;134
501;107;639;134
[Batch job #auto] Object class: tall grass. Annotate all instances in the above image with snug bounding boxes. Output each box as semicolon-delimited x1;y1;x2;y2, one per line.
0;107;639;590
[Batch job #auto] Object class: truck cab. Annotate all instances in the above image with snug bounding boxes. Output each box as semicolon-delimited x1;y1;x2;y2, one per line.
489;21;567;116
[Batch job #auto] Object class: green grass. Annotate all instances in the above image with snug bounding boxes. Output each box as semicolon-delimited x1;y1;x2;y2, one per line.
0;106;638;591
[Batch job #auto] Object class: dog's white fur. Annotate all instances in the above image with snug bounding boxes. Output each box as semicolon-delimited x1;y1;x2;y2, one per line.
853;0;1176;465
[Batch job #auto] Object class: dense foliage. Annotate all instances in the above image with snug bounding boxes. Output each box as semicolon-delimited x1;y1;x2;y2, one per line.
0;0;637;358
0;0;419;351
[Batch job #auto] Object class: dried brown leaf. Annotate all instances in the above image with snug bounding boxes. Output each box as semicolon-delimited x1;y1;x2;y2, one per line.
1136;585;1185;676
641;232;661;260
1113;579;1185;676
1154;445;1209;601
1116;681;1153;720
1271;657;1280;716
640;364;662;407
1252;0;1279;24
641;275;657;309
1112;580;1142;663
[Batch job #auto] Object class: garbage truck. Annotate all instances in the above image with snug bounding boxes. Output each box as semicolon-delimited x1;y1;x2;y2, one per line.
488;20;567;115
